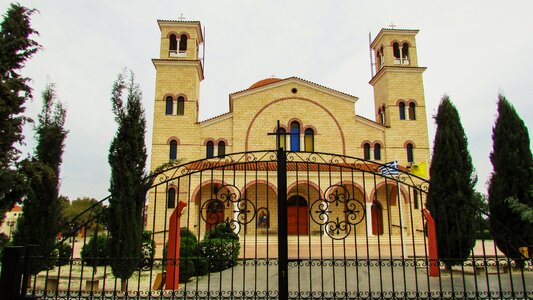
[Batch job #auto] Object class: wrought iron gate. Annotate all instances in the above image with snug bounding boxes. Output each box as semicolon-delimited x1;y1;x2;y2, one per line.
3;150;532;299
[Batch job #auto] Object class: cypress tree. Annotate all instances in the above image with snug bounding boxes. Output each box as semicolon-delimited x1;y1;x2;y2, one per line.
12;83;67;274
108;71;149;290
426;95;477;269
0;3;40;225
488;95;533;261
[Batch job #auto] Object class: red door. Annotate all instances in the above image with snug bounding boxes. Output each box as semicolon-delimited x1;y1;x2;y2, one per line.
287;196;308;235
371;201;384;235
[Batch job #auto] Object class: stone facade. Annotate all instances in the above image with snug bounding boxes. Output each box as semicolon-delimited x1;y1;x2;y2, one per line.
147;20;430;243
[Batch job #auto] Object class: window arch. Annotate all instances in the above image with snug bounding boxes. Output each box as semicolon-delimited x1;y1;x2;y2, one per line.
402;43;409;60
393;42;400;59
374;144;381;160
290;121;300;151
165;96;173;115
179;34;187;52
177;96;185;115
363;143;371;160
217;141;226;158
278;128;287;150
304;128;314;152
169;34;177;52
167;187;176;209
408;102;416;120
406;143;414;163
399;102;406;120
379;105;386;124
206;141;214;158
169;140;178;160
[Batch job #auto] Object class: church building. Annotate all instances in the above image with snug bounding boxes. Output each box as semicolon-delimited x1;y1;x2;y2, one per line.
147;20;430;243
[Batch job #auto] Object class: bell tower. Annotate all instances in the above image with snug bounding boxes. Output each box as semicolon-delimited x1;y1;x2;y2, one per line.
151;20;204;170
369;28;430;165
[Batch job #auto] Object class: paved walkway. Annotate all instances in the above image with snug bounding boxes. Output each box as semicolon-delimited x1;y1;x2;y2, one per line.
178;260;533;299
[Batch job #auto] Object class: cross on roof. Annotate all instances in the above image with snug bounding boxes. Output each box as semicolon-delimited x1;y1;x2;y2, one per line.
178;13;186;21
389;22;396;29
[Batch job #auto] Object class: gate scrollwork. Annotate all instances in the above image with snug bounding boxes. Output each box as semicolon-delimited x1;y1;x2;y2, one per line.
200;183;258;234
310;184;365;240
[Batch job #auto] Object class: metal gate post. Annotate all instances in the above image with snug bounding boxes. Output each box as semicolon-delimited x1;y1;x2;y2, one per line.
277;147;288;300
0;246;24;299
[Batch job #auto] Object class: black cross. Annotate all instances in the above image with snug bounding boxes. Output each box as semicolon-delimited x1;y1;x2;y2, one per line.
267;120;292;151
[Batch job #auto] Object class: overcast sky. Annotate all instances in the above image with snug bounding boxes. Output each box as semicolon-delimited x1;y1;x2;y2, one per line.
2;1;532;201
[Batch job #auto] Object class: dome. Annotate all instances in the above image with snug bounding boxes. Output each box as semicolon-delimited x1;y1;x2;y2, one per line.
248;78;282;90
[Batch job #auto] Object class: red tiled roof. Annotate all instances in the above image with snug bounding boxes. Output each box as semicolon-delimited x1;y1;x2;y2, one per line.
185;161;408;173
248;78;282;90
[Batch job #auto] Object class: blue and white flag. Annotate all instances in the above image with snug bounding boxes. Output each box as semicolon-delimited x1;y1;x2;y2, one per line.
379;160;399;176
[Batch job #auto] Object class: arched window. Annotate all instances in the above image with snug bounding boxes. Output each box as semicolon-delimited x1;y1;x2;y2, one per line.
290;121;300;151
363;143;371;160
408;102;416;120
393;42;400;60
179;34;187;52
165;96;173;115
399;102;406;120
277;128;286;150
379;105;386;124
169;34;177;52
376;50;382;68
169;140;177;160
167;187;176;209
304;128;314;152
177;96;185;115
206;141;214;158
374;144;381;160
406;143;414;163
402;43;409;61
217;141;226;158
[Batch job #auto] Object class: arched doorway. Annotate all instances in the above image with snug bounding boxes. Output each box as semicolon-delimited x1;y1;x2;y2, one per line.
371;201;384;235
287;195;308;235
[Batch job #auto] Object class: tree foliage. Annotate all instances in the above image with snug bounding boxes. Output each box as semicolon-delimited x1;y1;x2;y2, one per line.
61;197;107;235
0;3;40;225
426;95;477;269
488;95;533;260
107;70;149;286
12;82;67;274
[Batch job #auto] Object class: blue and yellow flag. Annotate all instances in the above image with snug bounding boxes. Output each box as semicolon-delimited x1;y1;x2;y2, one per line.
410;161;428;178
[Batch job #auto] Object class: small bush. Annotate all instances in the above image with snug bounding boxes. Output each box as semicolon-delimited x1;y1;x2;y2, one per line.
191;256;209;276
179;258;195;282
139;231;155;269
80;235;109;267
162;229;200;264
180;227;198;242
54;242;72;266
198;238;240;272
180;236;198;257
204;223;239;240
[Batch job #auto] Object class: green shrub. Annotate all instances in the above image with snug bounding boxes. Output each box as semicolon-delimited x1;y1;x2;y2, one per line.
139;231;155;269
162;229;200;265
54;242;72;266
198;238;240;272
179;258;195;282
191;256;209;276
180;227;198;242
80;235;109;267
204;223;239;240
